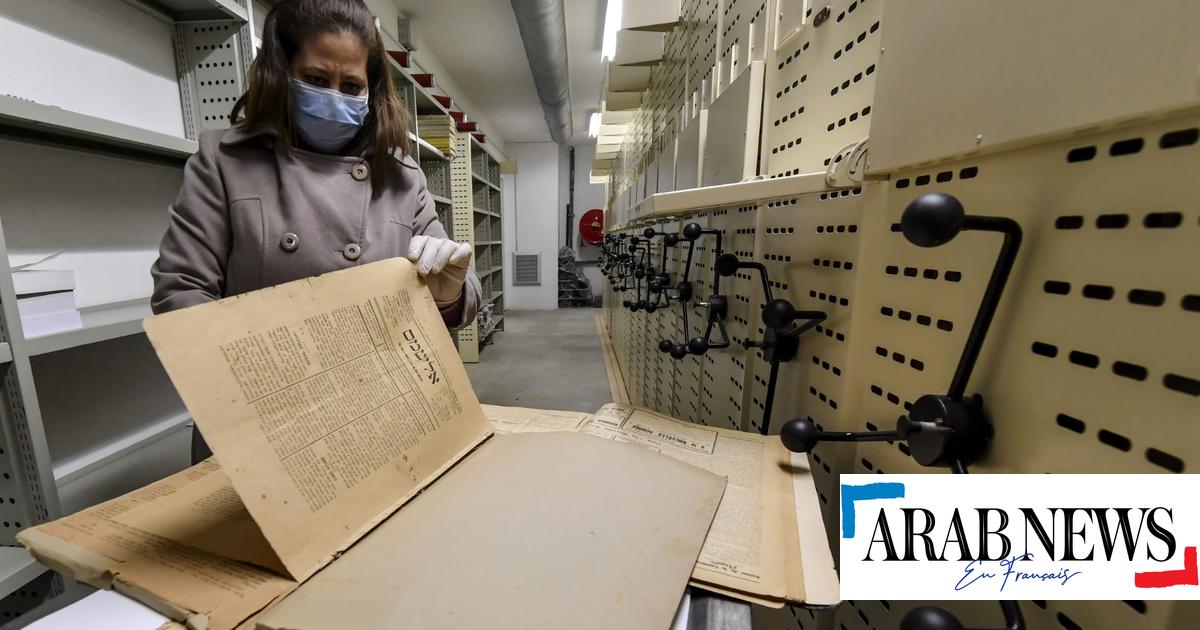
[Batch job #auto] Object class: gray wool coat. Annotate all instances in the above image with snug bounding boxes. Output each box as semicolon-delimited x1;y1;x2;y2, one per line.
150;125;481;324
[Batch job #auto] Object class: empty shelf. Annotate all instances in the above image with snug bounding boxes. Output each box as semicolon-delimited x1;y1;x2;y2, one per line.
0;548;43;601
0;95;197;161
472;173;501;191
53;411;192;486
124;0;248;21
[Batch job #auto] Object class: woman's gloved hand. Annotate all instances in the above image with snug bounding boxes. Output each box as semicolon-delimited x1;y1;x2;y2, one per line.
407;235;473;307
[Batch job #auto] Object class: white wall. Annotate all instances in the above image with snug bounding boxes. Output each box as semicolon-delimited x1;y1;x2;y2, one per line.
503;142;561;310
0;0;185;137
559;143;608;297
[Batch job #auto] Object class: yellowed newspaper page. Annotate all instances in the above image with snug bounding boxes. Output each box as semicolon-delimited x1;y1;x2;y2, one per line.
482;404;593;434
256;432;726;630
142;259;492;580
582;404;803;605
115;459;287;575
17;461;295;630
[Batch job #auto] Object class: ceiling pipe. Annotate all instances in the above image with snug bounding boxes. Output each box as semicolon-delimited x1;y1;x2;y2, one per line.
510;0;574;144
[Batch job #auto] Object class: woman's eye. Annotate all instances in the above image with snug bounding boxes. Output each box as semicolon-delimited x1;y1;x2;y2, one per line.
341;84;362;95
306;75;330;88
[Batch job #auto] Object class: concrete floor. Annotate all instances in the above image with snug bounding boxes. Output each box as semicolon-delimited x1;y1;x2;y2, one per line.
464;308;613;413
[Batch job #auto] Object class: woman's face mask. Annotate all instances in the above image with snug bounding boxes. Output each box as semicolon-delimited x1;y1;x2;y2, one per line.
290;78;369;153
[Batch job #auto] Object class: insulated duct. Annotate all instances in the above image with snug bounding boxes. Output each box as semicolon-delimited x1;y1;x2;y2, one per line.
510;0;574;144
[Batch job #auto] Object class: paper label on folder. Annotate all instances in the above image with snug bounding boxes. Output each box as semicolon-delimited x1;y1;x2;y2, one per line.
141;259;492;580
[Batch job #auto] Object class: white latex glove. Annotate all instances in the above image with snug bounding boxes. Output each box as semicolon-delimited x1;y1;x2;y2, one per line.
407;235;473;307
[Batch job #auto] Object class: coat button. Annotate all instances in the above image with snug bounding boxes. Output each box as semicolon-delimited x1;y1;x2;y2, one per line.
351;163;369;181
280;232;300;252
343;243;361;261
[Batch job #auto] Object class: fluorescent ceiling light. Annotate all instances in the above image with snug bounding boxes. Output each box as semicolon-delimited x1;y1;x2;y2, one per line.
601;0;622;60
588;112;602;137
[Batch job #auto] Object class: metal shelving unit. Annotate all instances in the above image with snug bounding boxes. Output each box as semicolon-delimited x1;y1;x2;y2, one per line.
0;3;506;623
0;0;251;619
450;133;505;363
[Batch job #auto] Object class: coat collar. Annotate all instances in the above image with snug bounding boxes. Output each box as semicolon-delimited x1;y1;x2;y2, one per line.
220;123;278;146
220;123;414;166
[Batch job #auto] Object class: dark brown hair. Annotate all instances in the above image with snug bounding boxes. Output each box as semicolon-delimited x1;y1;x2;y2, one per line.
230;0;411;190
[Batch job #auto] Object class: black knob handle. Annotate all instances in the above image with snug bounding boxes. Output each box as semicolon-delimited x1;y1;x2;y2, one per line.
901;608;964;630
901;602;1024;630
762;298;796;331
779;419;822;453
900;193;1023;402
779;419;900;454
658;339;674;353
901;192;966;248
714;253;740;277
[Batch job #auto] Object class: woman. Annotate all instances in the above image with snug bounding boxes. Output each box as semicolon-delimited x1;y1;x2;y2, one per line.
151;0;480;463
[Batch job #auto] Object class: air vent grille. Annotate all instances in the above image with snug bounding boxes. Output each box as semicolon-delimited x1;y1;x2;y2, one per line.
512;252;540;286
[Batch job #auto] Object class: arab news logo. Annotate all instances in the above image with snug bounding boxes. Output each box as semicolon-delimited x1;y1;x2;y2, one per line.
841;481;1199;591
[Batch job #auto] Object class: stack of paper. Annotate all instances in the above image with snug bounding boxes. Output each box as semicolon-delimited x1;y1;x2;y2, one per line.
417;114;458;158
11;255;81;337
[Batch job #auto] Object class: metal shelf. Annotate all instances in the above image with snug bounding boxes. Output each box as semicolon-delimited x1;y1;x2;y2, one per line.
431;194;453;205
479;267;502;277
474;208;500;218
0;342;10;364
411;133;448;161
53;412;192;487
470;133;503;164
380;35;451;118
121;0;248;21
0;548;44;602
475;240;501;246
484;291;505;306
25;299;152;357
472;172;501;191
0;95;197;162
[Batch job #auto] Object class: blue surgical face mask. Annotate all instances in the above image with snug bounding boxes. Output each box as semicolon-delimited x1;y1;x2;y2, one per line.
289;78;369;153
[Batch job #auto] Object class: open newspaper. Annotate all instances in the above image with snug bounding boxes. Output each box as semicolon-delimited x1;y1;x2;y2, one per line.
17;260;725;629
490;402;838;608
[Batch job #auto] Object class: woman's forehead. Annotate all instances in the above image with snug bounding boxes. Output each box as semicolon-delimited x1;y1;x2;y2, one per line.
295;31;368;73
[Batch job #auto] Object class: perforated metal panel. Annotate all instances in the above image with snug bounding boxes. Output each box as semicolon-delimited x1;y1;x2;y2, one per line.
451;133;479;362
604;2;1200;628
421;160;451;199
867;0;1200;174
174;20;252;138
764;0;883;178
